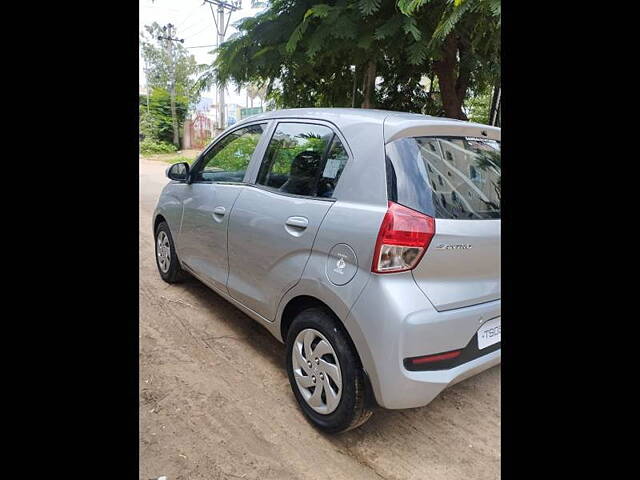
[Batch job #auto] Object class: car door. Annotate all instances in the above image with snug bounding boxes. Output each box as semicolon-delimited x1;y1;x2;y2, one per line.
227;121;351;321
178;123;268;292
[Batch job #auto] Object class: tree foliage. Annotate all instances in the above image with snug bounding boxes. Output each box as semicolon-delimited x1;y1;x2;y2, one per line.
201;0;500;119
466;85;492;124
140;22;204;147
208;135;262;173
141;22;202;100
139;88;188;145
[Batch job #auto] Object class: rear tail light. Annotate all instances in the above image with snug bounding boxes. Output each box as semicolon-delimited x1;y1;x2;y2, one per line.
372;201;435;273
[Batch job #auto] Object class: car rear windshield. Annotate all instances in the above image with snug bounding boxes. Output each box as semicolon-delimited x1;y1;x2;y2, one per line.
385;136;501;219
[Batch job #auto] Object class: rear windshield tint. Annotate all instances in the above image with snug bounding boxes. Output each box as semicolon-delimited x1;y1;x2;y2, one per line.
385;136;501;219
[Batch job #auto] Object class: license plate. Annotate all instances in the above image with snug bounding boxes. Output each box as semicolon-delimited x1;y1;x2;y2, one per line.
477;317;501;349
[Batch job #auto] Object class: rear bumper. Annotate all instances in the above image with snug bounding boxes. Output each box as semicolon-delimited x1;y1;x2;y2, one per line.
345;272;501;409
394;348;500;409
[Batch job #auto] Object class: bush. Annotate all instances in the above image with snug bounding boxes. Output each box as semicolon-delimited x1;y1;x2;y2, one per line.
140;138;178;154
140;88;188;145
467;88;492;125
139;105;158;140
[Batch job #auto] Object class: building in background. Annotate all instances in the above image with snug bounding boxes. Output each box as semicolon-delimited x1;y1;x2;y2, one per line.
195;97;214;112
226;103;243;126
240;106;263;120
184;101;247;149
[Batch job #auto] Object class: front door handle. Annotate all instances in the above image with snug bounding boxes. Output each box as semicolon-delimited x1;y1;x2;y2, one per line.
285;216;309;229
212;206;226;223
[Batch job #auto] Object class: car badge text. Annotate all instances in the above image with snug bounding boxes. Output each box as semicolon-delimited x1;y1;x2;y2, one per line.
435;243;472;250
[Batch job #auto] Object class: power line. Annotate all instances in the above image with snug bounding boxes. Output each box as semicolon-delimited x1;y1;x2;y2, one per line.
202;0;242;130
178;19;205;35
175;1;203;28
182;23;215;40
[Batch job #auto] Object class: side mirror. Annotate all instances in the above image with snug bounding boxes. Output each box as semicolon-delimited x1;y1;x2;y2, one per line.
166;162;189;182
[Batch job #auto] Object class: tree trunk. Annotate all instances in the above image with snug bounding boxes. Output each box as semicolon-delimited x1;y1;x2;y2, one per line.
433;35;468;120
351;65;357;108
493;88;501;127
170;84;180;148
360;60;377;109
489;83;500;125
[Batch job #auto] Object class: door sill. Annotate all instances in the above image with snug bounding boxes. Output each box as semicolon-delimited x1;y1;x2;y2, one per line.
181;262;276;326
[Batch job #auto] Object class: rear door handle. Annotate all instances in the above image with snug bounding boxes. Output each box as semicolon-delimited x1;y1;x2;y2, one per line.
212;206;226;223
285;216;308;229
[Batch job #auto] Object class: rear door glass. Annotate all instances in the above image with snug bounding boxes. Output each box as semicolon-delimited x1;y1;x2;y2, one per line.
256;122;348;198
386;136;501;219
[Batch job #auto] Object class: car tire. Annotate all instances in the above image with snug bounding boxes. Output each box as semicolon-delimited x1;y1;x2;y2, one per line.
154;221;187;284
285;307;373;433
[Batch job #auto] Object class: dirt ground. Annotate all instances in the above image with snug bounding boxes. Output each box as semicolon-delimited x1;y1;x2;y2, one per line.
139;157;501;480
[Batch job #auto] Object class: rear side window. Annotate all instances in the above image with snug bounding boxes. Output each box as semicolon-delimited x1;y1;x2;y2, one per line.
386;136;501;219
256;122;348;198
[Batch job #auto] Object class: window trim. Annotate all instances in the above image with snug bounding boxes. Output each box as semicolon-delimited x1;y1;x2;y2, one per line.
188;121;270;185
246;183;337;203
246;119;351;201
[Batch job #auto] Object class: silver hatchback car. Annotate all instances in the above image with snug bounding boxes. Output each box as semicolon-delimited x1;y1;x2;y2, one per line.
153;108;501;432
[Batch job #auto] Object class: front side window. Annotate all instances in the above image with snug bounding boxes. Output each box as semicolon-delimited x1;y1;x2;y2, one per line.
191;123;265;183
386;136;501;219
256;122;348;198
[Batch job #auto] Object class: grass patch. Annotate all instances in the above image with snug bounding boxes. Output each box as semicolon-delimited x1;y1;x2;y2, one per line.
141;149;202;164
140;138;178;155
163;155;194;165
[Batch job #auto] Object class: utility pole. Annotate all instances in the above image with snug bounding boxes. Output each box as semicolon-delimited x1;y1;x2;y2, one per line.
203;0;241;130
157;23;185;148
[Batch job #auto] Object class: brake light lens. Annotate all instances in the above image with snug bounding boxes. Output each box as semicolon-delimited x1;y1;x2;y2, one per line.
372;201;435;273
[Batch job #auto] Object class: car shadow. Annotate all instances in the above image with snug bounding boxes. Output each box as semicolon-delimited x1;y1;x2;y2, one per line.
177;275;286;372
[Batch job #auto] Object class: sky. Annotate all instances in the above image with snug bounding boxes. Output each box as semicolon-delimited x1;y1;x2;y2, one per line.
139;0;266;107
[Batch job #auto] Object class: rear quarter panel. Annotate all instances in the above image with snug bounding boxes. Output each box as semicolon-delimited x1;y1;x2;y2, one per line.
275;119;389;373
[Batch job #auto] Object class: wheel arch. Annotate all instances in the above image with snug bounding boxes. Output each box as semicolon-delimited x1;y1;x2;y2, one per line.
279;294;378;408
280;295;332;343
153;213;167;234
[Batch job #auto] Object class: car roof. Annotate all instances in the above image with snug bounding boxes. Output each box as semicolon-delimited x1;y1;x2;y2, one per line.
235;107;458;126
233;108;500;142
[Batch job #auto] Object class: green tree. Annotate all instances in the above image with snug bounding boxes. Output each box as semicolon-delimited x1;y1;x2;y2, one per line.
211;136;260;172
202;0;499;119
140;88;189;145
397;0;500;119
141;22;203;147
466;86;491;123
